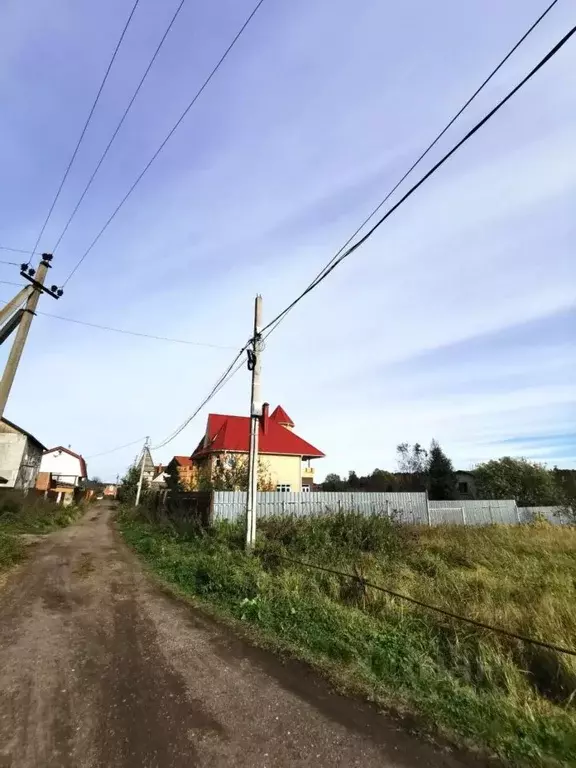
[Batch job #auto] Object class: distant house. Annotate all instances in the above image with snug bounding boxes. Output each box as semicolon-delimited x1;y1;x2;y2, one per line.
0;417;45;490
191;403;324;492
455;470;477;499
151;464;169;489
166;456;196;490
39;446;88;505
136;446;156;484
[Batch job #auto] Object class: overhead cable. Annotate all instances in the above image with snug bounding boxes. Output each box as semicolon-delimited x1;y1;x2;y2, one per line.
0;297;235;349
26;0;142;265
262;11;572;338
51;0;187;254
152;348;248;450
275;554;576;658
35;310;237;349
86;436;149;459
63;0;268;287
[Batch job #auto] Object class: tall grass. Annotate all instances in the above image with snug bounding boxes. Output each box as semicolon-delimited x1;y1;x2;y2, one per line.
119;509;576;766
0;493;81;534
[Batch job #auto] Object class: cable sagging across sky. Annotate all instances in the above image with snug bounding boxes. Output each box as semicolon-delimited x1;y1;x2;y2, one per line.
62;0;269;287
261;21;576;338
26;0;142;265
51;0;188;255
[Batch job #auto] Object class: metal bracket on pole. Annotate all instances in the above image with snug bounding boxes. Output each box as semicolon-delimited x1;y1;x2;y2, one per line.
19;254;63;300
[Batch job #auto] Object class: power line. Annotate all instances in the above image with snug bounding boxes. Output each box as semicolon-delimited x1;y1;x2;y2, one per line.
62;0;268;287
274;554;576;658
152;350;247;450
86;436;148;459
262;10;572;339
27;0;142;265
51;0;187;254
36;310;237;349
86;340;250;458
0;246;39;259
0;296;236;348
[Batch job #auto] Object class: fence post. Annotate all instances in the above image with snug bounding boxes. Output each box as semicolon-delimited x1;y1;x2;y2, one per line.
208;491;215;527
386;499;390;519
515;501;521;524
461;505;466;526
488;503;493;524
425;490;431;526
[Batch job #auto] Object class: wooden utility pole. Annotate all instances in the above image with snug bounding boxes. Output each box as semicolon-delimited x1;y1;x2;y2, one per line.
245;295;262;551
135;436;150;507
0;255;56;420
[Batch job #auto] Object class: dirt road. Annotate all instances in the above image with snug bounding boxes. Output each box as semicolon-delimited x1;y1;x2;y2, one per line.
0;506;486;767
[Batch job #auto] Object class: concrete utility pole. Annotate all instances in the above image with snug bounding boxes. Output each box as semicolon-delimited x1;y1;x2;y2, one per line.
245;295;262;551
0;255;56;420
135;436;150;507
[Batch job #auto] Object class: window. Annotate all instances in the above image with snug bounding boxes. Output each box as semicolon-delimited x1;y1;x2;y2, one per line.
301;484;310;493
276;484;291;492
458;481;468;494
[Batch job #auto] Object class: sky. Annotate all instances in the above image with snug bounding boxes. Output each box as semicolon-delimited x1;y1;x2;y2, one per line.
0;0;575;482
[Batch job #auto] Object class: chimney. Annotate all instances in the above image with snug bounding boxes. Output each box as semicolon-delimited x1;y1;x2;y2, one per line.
261;402;270;434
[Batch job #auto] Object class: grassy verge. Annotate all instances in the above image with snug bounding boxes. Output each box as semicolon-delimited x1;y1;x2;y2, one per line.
0;493;83;573
118;508;576;766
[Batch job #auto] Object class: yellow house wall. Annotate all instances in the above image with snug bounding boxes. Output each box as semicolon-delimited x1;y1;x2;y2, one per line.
197;452;305;491
263;454;302;491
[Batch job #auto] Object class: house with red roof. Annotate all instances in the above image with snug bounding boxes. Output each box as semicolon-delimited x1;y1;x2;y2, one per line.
190;404;324;492
165;455;196;490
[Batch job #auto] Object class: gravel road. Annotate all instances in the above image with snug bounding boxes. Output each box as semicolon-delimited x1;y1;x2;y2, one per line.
0;505;488;767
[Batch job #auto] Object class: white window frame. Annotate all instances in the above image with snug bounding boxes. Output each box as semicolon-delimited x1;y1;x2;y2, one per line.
275;484;291;493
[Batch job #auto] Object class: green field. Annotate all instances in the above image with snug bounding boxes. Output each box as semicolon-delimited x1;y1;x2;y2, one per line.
119;509;576;766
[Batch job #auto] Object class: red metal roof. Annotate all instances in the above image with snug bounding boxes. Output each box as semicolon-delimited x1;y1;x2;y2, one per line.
192;410;324;459
270;405;294;427
44;446;87;478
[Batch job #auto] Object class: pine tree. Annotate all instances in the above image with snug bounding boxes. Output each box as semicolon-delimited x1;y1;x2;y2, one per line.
427;440;456;500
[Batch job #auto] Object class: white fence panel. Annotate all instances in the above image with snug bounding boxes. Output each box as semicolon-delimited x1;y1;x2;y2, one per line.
211;493;571;527
212;491;427;522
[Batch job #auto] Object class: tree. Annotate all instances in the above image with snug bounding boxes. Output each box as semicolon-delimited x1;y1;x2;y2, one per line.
427;440;456;500
198;454;274;491
552;468;576;522
396;442;428;490
347;470;361;489
322;473;345;491
117;465;148;505
474;457;560;506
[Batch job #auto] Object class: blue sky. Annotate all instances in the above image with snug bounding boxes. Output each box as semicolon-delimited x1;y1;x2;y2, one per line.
0;0;575;481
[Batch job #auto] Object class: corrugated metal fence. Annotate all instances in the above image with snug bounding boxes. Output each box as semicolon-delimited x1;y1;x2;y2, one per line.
213;491;429;524
210;491;570;526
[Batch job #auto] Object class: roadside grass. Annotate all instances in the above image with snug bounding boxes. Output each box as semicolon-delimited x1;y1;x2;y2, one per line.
0;531;25;572
0;494;81;534
0;494;82;572
118;508;576;766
